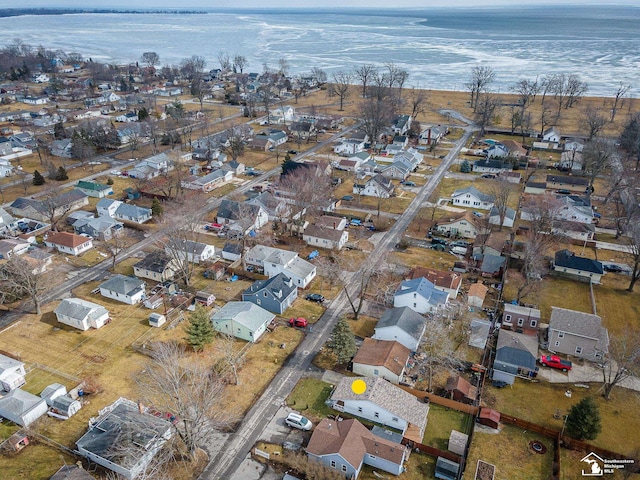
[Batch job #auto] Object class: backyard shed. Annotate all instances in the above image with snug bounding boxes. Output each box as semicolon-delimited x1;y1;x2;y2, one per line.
149;313;167;327
195;291;216;307
478;407;501;429
448;430;468;456
0;388;48;426
40;383;67;404
444;375;477;405
5;431;29;452
435;456;460;480
49;395;82;418
0;354;26;392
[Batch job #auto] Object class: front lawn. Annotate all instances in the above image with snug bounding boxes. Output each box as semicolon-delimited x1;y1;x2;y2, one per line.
286;377;334;420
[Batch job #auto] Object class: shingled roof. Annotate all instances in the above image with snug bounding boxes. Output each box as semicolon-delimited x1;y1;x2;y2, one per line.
353;339;410;376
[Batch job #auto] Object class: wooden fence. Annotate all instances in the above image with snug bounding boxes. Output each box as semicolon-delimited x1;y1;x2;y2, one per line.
396;384;479;415
402;439;462;464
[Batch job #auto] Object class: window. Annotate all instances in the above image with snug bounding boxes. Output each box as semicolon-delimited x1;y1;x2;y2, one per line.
392;417;398;422
263;292;267;297
530;319;538;328
413;293;417;298
517;318;524;327
555;341;560;347
374;412;379;418
357;407;363;413
330;460;336;468
575;346;583;354
413;303;417;308
558;332;565;339
342;465;347;473
505;314;512;322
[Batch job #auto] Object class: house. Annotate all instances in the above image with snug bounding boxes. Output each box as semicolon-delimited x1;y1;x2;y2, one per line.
555;195;594;224
488;206;516;228
10;132;37;149
50;138;73;158
548;307;609;362
210;301;275;343
0;207;16;232
502;303;541;335
524;180;547;195
444;375;477;404
419;125;447;145
352;339;411;385
334;139;367;156
49;465;95;480
99;275;146;305
558;150;584;171
241;273;298;315
372;307;427;351
473;232;508;259
289;121;316;140
10;190;89;223
245;245;316;288
501;171;522;184
393;277;449;314
306;417;407;479
551;220;595;242
329;376;429;440
473;159;513;174
182;169;233;192
246;191;292;223
353;174;395;198
451;186;494;210
44;232;93;256
480;254;506;278
0;160;13;178
485;143;510;159
216;199;269;233
40;383;81;418
492;330;538;385
564;138;585;153
0;354;26;391
72;215;123;241
164;239;216;264
409;267;462;299
0;389;48;427
435;211;484;239
96;199;152;224
221;242;243;262
302;224;349;250
543;127;561;143
54;298;110;331
0;238;30;259
391;114;412;135
133;251;177;282
76;180;113;198
553;249;603;284
76;397;173;480
115;112;138;123
22;95;49;105
127;152;174;180
545;174;589;193
467;282;488;308
500;140;528;159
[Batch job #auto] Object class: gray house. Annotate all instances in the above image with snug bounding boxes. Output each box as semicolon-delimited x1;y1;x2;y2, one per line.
548;307;609;362
133;251;177;282
99;275;146;305
492;330;538;385
73;215;123;241
372;307;427;351
241;273;297;314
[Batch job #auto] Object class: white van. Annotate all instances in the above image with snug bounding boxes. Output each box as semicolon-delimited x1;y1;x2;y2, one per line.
285;412;313;431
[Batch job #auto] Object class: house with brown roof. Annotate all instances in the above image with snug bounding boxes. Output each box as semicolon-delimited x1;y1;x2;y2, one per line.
435;211;485;239
306;418;407;479
410;267;462;299
329;376;429;442
44;232;93;256
352;339;411;384
444;375;477;404
467;282;488;308
500;140;528;159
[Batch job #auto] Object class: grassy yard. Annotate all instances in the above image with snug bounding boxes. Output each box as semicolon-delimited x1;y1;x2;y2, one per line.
484;380;640;454
347;315;378;339
391;246;457;272
359;451;436;480
286;378;335;420
464;423;554;480
594;274;640;336
422;403;473;450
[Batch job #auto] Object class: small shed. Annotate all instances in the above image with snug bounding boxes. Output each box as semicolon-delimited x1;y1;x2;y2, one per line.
435;456;460;480
469;319;491;349
478;407;501;429
444;375;477;405
40;383;67;405
5;431;29;452
144;293;164;310
149;313;166;328
49;395;82;418
448;430;468;456
195;291;216;307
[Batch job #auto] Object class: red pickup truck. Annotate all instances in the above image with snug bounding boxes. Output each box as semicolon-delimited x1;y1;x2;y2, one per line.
539;355;573;372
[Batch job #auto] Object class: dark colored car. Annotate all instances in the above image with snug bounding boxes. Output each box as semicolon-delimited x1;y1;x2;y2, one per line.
431;238;448;245
604;264;623;272
556;189;571;195
306;293;325;303
288;150;298;154
431;244;446;251
289;317;308;328
342;195;354;201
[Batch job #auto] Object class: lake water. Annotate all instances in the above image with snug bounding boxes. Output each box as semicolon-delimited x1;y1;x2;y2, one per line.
0;6;638;95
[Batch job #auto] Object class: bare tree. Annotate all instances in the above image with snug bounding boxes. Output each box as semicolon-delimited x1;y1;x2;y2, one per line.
217;51;231;72
539;102;553;137
232;54;247;74
466;66;495;112
0;256;49;314
582;138;615;195
136;341;235;459
409;86;429;121
619;113;640;169
215;333;245;386
581;105;607;141
510;77;540;109
623;223;640;292
359;95;395;145
419;311;465;392
310;67;327;87
105;229;135;271
278;162;332;228
475;92;499;136
180;55;206;81
328;71;352;111
141;51;160;69
600;327;640;399
609;82;631;122
490;178;515;231
355;63;377;98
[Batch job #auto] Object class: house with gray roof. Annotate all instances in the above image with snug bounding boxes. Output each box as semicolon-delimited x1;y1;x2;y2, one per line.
54;298;110;331
49;465;95;480
182;169;233;192
451;186;494;210
488;206;516;228
246;191;292;222
0;353;26;392
99;275;145;305
302;224;349;251
210;301;274;342
245;245;316;288
164;239;216;265
76;397;173;480
372;307;427;351
393;277;449;314
353;174;395;198
133;251;177;282
548;307;609;362
73;215;123;241
553;249;603;284
241;273;297;314
216;199;268;233
472;159;513;174
96;199;152;224
0;388;48;427
492;330;538;385
9;189;88;222
329;376;429;441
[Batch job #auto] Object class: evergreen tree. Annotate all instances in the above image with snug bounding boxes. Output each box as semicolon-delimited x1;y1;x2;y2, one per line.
327;318;357;364
53;121;66;139
565;397;601;440
460;159;471;173
151;197;163;218
107;177;114;185
138;107;149;121
55;166;68;181
32;170;46;186
184;305;215;352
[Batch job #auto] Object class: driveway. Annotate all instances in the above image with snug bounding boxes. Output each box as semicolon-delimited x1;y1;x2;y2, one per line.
537;361;640;392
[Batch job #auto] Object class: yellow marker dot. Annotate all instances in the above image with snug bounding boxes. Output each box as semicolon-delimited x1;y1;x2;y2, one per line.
351;379;367;395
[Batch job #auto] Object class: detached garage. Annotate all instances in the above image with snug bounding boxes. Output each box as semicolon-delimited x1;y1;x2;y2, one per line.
0;389;48;426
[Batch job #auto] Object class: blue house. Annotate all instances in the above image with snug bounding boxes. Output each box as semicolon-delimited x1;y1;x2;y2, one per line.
241;273;297;314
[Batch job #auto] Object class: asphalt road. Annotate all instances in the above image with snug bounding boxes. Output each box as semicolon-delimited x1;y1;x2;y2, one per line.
199;120;478;479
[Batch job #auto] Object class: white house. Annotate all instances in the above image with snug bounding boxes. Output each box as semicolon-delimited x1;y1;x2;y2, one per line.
435;211;484;239
0;389;48;427
54;298;110;331
182;169;233;192
353;174;395;198
334;139;366;156
393;277;449;314
210;301;274;343
488;206;516;228
451;186;494;210
44;232;93;256
99;275;146;305
96;199;152;224
0;354;26;392
302;225;349;250
164;239;216;264
543;127;561;143
216;199;269;234
372;307;427;351
352;338;411;385
245;245;316;288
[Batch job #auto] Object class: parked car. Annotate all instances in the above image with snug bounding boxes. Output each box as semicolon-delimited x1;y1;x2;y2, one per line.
431;244;446;251
556;189;572;195
342;195;354;201
481;173;496;179
539;355;572;372
205;223;224;231
431;238;448;246
603;264;623;272
287;149;298;155
305;293;325;303
289;317;308;328
402;180;416;187
451;240;470;248
285;412;313;431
